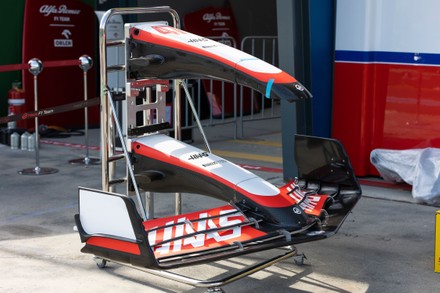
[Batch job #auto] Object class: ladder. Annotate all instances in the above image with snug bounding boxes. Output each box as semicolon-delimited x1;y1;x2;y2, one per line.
99;7;209;220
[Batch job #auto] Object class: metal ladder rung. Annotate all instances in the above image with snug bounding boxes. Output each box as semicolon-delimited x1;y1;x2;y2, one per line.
128;122;171;136
109;178;127;186
107;65;126;72
108;153;126;162
106;39;125;47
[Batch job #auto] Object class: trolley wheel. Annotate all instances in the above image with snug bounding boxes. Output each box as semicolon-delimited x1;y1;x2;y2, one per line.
293;253;307;266
94;257;107;269
206;287;224;293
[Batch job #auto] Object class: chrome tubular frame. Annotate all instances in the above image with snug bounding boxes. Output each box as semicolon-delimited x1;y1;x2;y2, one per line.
99;7;180;194
103;246;297;289
99;7;180;220
96;8;301;291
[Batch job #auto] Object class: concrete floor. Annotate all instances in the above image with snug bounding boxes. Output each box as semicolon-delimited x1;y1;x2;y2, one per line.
0;121;439;293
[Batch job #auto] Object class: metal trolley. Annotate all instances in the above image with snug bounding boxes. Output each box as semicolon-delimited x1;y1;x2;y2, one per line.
74;6;361;293
92;7;298;292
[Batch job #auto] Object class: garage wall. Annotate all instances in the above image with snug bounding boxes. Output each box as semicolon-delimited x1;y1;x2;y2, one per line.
0;1;25;117
136;0;277;38
333;0;440;176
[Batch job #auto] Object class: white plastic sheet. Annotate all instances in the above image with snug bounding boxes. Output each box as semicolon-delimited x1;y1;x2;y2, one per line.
370;148;440;205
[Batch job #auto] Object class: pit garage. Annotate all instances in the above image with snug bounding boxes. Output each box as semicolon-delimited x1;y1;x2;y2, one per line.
0;1;439;292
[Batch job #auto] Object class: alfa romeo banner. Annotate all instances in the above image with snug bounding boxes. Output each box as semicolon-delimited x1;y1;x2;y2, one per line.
22;0;98;129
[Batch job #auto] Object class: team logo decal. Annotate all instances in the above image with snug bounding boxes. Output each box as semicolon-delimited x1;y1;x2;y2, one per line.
188;151;210;161
144;206;265;256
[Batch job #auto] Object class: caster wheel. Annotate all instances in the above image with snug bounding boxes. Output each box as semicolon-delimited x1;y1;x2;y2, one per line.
94;257;107;269
293;253;307;266
206;287;224;293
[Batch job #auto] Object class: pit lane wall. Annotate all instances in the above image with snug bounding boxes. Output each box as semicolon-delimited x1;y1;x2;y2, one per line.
332;0;440;176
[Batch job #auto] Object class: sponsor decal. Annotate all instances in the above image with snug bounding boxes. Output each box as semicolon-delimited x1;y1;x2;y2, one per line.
38;109;54;116
299;195;326;215
142;24;283;75
54;39;73;47
284;182;328;216
202;12;231;24
61;29;71;38
295;84;304;91
54;29;73;47
217;32;233;47
202;159;227;168
186;151;227;169
293;206;302;215
144;206;265;257
22;112;37;119
39;5;81;17
187;37;210;43
152;25;186;35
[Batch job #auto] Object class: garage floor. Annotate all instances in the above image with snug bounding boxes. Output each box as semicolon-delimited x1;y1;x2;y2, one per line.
0;120;438;293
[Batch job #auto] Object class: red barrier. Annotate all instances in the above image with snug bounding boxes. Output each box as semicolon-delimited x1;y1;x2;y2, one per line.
43;59;81;68
1;57;97;130
0;63;28;72
0;97;100;125
0;59;82;73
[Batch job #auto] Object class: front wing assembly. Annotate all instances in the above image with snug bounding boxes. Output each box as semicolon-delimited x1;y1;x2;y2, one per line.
74;135;361;273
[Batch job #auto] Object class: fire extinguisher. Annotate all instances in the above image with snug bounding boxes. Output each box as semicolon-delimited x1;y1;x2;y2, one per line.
7;81;25;129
